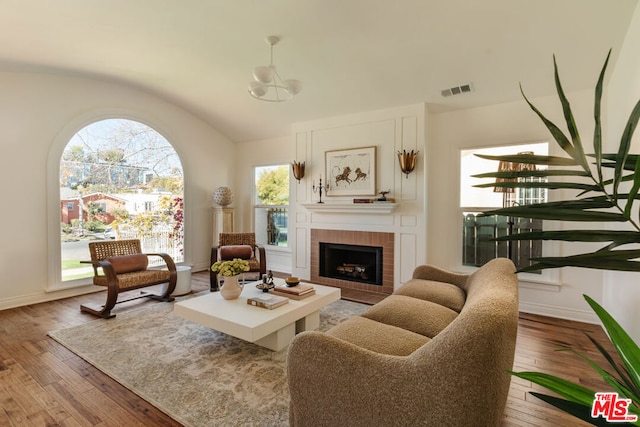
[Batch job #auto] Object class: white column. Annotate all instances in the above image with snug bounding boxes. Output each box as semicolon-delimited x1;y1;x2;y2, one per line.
212;207;234;246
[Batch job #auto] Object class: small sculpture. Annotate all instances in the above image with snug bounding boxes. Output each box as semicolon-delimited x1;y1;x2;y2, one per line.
267;270;274;285
257;271;275;292
378;190;390;201
213;187;233;207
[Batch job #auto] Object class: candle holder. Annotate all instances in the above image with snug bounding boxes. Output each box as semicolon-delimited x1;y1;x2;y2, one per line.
312;178;330;203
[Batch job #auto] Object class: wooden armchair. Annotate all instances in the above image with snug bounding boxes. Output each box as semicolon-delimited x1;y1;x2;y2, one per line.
210;232;266;291
80;239;177;319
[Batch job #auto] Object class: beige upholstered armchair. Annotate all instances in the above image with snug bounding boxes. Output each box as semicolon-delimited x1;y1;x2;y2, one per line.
210;232;266;291
80;239;177;319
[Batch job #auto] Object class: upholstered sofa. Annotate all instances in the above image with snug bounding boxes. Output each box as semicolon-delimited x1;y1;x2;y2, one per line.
287;258;519;427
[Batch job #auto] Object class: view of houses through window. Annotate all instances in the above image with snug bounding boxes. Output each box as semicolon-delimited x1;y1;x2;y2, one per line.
60;119;184;281
254;165;289;247
460;142;548;271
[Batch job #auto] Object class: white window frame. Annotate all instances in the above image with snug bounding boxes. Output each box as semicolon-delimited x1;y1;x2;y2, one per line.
253;164;290;249
457;141;559;287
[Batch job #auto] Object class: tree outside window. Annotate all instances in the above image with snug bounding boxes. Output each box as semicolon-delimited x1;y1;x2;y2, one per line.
60;119;184;281
255;165;289;247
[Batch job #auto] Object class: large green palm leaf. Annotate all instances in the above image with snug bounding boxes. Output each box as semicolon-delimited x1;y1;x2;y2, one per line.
482;51;640;426
475;50;640;273
511;295;640;426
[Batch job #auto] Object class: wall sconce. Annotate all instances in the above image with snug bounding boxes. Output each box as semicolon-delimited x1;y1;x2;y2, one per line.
291;161;305;182
397;150;418;178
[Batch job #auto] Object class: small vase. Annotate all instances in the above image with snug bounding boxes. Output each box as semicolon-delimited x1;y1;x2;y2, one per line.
220;275;244;300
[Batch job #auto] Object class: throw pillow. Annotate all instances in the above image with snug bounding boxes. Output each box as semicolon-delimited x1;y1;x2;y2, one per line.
106;254;149;274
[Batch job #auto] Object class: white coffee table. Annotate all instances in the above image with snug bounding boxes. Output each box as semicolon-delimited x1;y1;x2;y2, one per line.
173;280;341;351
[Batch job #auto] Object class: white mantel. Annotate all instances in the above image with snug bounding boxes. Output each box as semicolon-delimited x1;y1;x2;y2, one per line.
301;202;398;214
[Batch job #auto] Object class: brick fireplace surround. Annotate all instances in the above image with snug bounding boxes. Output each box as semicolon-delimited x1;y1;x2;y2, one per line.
310;229;394;295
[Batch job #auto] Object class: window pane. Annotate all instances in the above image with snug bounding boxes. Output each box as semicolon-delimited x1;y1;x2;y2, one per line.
462;212;542;270
254;165;289;247
255;207;288;246
460;142;547;271
460;142;548;207
60;119;184;281
255;165;289;205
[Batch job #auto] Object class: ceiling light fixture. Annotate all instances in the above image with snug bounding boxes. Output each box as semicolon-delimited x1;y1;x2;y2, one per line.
248;36;302;102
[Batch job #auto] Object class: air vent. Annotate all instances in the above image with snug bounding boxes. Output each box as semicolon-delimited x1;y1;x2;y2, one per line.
441;83;473;97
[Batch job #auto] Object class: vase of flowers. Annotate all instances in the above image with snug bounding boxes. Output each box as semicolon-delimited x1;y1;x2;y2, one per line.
211;258;250;300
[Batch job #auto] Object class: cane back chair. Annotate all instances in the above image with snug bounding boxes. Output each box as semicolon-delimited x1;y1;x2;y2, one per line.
80;239;177;319
210;232;266;291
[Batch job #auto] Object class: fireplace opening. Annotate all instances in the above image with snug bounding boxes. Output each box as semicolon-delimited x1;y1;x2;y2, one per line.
319;243;383;286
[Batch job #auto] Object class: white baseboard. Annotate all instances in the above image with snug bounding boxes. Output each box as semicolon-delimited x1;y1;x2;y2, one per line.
0;285;100;312
519;300;599;324
190;261;210;273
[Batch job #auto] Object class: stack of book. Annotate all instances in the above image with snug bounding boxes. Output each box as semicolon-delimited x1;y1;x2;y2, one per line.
271;283;316;300
247;294;289;310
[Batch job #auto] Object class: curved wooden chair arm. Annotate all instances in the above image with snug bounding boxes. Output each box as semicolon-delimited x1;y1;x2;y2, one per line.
255;245;266;275
146;252;177;272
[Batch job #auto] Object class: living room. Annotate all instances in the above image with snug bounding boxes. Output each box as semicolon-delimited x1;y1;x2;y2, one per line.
2;1;640;425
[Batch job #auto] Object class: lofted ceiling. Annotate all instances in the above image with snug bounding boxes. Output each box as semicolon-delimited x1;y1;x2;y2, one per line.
0;0;637;142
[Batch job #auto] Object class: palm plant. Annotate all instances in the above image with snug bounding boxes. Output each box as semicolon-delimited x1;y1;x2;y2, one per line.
474;51;640;425
475;51;640;273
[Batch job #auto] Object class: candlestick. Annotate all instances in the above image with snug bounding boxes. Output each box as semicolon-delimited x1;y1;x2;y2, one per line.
312;177;330;203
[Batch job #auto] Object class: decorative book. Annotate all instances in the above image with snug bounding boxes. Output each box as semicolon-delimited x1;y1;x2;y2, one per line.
247;294;289;310
271;288;316;300
274;283;314;294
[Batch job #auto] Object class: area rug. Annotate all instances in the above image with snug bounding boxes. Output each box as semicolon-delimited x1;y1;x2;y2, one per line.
48;297;368;427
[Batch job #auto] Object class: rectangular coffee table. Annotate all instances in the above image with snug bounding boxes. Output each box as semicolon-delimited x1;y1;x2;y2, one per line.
173;280;341;351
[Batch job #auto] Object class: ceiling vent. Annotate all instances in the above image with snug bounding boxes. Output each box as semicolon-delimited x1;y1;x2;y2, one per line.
441;83;473;97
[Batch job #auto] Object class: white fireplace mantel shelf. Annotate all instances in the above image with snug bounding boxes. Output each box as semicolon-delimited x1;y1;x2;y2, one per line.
301;202;398;214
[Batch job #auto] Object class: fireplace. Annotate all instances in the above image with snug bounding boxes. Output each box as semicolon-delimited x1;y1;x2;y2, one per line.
311;229;394;295
320;243;383;286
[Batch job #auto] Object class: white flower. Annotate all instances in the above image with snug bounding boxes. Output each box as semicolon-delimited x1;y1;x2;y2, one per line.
211;258;250;277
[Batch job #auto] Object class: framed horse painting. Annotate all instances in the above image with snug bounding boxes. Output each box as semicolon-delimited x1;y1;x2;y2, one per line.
325;146;376;196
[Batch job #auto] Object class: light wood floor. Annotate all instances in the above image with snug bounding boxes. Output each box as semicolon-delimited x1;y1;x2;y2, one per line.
0;271;613;426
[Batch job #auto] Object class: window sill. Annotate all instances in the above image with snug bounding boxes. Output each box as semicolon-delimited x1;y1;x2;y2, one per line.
263;245;291;253
457;263;560;291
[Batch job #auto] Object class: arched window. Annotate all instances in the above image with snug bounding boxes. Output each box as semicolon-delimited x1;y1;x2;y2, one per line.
58;119;184;283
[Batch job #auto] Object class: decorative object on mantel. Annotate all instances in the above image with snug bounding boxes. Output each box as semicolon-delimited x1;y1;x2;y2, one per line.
353;197;396;204
212;186;233;207
248;35;302;102
312;176;330;203
397;149;418;178
291;161;305;182
377;190;390;201
325;146;376;196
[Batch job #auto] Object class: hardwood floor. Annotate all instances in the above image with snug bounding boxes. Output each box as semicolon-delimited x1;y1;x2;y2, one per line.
0;271;614;426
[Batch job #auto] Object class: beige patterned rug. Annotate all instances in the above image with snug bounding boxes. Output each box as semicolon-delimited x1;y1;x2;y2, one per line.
48;296;367;427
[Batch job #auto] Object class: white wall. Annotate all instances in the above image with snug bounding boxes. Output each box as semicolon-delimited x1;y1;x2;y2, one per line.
0;72;233;309
604;3;640;340
234;135;294;273
428;89;603;323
